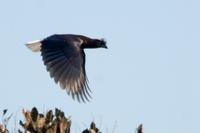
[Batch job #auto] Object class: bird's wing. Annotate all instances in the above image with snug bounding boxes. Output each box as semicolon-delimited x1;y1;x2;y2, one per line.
41;39;91;102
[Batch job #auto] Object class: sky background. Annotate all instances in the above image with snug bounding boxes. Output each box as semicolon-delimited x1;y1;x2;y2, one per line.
0;0;200;133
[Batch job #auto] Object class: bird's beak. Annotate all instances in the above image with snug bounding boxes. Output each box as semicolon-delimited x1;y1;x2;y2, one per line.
100;38;108;49
103;44;108;49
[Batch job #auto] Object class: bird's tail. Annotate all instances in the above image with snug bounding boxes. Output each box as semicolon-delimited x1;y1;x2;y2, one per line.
25;40;42;52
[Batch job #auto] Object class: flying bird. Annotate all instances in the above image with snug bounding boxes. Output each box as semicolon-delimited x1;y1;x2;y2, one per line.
26;34;107;102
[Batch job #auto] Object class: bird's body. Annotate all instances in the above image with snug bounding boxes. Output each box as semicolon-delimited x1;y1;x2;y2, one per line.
26;34;107;102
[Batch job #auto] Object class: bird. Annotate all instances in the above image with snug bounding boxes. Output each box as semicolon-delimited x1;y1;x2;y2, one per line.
25;34;107;102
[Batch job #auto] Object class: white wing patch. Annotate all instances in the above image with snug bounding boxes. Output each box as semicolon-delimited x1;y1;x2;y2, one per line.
25;40;42;52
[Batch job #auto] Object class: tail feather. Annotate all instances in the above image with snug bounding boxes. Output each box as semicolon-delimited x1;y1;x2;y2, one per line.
25;40;42;52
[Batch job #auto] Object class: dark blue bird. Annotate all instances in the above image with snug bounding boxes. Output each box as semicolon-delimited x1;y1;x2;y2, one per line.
26;34;107;102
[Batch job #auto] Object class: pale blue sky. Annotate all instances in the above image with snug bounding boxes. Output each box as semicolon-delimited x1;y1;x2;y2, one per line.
0;0;200;133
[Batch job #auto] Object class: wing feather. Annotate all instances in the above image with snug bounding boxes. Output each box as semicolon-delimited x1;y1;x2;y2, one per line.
41;39;91;102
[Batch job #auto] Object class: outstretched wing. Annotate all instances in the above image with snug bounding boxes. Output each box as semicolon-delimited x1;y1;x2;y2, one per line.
41;38;91;102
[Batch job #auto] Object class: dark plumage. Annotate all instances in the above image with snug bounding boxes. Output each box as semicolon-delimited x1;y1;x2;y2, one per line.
26;34;107;102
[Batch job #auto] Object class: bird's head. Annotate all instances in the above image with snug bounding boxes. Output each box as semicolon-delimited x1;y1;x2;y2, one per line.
82;38;108;49
93;39;108;49
100;39;107;49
